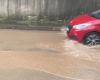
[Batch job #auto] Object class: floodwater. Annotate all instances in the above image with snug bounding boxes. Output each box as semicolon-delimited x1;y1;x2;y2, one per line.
0;29;99;80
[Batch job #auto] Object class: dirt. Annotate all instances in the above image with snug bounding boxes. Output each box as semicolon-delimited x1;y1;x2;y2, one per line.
0;29;99;80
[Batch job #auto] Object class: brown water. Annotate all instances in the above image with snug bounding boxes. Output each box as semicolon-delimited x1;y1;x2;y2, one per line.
0;29;99;80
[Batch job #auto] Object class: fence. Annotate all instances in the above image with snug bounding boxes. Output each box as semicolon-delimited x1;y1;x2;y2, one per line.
0;0;100;20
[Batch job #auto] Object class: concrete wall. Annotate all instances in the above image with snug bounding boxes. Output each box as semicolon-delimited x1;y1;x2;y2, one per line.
0;0;99;19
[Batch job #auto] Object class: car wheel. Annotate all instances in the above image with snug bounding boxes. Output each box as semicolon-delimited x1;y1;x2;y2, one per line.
84;32;100;46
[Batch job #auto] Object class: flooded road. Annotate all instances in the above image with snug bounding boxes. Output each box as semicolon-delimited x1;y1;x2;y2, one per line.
0;29;99;80
0;29;64;53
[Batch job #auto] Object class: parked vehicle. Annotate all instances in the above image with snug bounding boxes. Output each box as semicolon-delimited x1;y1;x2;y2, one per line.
65;10;100;45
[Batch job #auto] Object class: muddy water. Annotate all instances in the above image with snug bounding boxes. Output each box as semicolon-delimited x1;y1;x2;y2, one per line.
0;29;64;53
64;38;100;62
0;29;99;80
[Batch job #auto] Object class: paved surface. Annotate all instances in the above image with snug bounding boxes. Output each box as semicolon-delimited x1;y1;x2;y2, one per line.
0;29;99;80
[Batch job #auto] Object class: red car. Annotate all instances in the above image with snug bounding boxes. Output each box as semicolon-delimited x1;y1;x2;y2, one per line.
65;10;100;45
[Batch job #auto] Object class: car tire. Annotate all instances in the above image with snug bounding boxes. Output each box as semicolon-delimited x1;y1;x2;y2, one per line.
83;32;100;46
